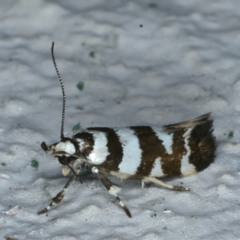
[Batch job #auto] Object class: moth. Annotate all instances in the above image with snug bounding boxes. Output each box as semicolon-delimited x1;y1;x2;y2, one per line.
38;43;216;217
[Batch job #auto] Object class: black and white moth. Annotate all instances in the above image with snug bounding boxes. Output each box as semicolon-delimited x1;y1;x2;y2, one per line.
38;43;216;218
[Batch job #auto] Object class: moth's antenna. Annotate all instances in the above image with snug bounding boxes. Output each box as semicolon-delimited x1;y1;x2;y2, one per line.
51;42;65;140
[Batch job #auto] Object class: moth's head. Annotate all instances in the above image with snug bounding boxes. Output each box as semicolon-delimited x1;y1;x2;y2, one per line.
41;138;76;158
41;139;82;176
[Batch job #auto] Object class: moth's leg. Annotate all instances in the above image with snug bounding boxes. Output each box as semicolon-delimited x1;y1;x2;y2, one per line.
62;158;82;183
37;175;76;215
94;168;132;218
143;176;189;191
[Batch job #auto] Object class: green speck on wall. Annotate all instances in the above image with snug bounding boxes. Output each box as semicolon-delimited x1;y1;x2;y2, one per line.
31;160;39;169
89;51;95;58
148;3;158;8
73;123;81;132
77;82;84;91
228;131;234;139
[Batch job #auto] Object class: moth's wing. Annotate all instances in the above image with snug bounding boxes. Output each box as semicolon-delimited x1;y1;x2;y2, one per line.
164;112;216;173
163;112;211;132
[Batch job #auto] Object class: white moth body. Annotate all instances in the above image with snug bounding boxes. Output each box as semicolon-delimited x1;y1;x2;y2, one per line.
38;43;216;218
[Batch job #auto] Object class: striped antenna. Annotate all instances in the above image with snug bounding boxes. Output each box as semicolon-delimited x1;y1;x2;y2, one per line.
51;42;66;140
50;43;81;181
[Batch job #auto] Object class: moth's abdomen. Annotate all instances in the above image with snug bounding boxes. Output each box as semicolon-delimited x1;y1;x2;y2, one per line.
74;113;215;179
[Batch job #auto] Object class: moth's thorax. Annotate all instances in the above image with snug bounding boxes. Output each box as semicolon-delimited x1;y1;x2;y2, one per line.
73;130;108;165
